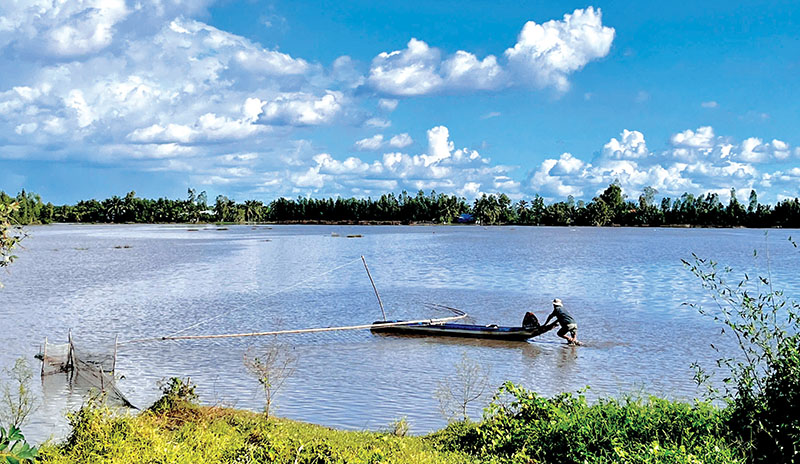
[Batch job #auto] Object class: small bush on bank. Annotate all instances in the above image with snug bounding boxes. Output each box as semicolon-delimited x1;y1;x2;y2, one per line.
432;382;744;464
38;381;477;464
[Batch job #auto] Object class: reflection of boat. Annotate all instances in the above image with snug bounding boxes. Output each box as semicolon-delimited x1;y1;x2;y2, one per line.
370;320;557;341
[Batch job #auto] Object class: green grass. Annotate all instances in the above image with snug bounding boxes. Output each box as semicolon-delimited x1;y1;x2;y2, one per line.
37;402;476;464
37;380;747;464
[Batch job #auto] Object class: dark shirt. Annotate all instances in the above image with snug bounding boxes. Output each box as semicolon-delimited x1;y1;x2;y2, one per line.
548;306;576;326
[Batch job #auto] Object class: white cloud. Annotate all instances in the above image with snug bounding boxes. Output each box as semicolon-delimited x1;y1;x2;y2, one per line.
368;7;614;96
388;133;413;148
504;7;615;92
441;51;505;90
481;111;501;120
671;126;715;149
273;125;509;196
3;4;799;204
368;38;444;96
260;91;344;126
365;117;391;128
602;129;648;159
701;101;718;108
378;98;399;112
526;126;800;202
354;133;412;151
355;134;385;151
0;0;129;58
330;55;365;88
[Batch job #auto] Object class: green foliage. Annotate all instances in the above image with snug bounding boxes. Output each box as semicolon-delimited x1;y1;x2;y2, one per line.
0;202;25;282
1;359;36;429
39;405;475;464
148;377;198;414
0;425;37;464
433;382;743;464
684;240;800;463
243;343;298;418
4;184;800;227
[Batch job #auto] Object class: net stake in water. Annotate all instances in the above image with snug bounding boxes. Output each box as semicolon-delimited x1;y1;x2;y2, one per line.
361;255;386;321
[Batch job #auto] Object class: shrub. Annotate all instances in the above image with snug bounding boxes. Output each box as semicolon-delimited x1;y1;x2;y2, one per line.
434;382;743;464
685;239;800;463
148;377;198;414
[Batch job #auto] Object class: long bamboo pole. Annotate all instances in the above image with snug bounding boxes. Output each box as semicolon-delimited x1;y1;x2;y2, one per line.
121;307;467;345
361;255;387;321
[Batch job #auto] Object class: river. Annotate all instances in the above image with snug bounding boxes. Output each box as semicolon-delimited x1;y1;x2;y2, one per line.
1;224;798;442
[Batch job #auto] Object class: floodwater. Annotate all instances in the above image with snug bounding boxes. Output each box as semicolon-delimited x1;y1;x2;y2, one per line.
2;224;799;442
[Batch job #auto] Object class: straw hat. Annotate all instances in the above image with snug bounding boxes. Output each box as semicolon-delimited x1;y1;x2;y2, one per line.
552;298;563;306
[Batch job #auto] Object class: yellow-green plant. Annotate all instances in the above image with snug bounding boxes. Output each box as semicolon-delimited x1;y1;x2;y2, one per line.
1;359;36;430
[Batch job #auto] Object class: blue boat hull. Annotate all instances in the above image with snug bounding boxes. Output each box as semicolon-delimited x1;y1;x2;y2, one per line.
370;320;557;341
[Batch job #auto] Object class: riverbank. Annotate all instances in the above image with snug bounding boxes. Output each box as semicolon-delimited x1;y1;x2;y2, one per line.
35;380;745;464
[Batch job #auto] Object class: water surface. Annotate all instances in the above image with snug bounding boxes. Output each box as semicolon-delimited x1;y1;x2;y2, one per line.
2;224;798;442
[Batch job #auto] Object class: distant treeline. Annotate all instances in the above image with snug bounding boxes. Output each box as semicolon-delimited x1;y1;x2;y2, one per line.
3;183;800;227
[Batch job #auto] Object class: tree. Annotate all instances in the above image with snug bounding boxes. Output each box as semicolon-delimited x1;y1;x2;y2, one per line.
435;352;491;422
584;198;612;226
0;202;25;286
243;341;298;418
599;182;625;222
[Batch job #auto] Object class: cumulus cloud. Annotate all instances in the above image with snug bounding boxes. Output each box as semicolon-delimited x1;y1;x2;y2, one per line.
0;0;129;59
365;117;391;128
0;0;219;60
441;51;505;90
388;133;413;148
527;127;800;202
602;129;648;159
504;6;615;91
268;124;514;196
355;134;385;151
3;3;798;204
368;7;614;96
354;132;413;151
378;98;399;112
368;38;444;96
259;91;344;126
0;13;332;163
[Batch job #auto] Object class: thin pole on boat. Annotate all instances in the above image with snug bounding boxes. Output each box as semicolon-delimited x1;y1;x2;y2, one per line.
112;335;118;374
361;255;387;321
41;337;47;376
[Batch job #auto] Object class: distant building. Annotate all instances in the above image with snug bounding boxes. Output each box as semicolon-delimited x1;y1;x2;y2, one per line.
456;213;475;223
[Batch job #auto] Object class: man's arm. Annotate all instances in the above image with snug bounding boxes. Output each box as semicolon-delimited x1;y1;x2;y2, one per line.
543;310;556;326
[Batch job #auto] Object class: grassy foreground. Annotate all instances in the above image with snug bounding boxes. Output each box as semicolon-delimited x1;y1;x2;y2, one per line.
38;404;475;464
35;380;746;464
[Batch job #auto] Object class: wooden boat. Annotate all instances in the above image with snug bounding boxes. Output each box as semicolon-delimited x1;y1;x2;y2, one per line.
370;320;557;342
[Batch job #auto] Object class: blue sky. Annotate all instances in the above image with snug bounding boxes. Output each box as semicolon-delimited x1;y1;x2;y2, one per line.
0;0;798;204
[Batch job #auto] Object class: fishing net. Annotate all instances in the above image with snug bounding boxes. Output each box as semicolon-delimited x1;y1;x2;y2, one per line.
41;342;71;375
40;335;135;408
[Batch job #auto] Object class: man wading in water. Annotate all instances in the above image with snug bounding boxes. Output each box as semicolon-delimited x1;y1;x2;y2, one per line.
544;298;582;346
